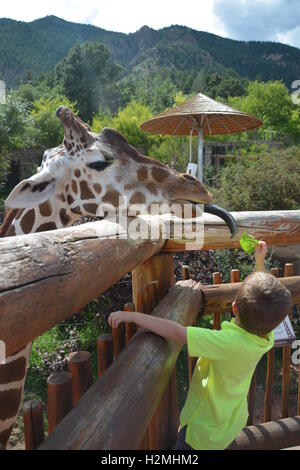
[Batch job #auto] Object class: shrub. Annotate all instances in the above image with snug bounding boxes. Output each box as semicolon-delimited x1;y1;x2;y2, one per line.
214;147;300;211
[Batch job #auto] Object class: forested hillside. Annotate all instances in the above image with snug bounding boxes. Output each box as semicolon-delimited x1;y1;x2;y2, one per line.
1;15;300;88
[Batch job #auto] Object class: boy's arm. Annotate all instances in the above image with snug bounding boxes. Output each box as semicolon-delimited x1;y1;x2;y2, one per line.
108;311;187;344
255;240;267;272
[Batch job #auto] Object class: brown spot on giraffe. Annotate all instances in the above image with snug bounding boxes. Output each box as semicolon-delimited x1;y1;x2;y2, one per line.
146;183;158;195
0;425;14;448
80;181;94;200
6;225;16;236
58;193;66;202
137;167;148;181
152;166;170;183
0;357;26;384
124;181;138;191
102;187;121;207
93;183;102;194
130;192;146;205
71;206;82;215
59;208;72;226
36;222;57;232
15;209;24;220
0;388;23;421
67;195;74;205
74;169;81;178
39;201;52;217
71;180;78;194
83;204;98;215
20;209;35;234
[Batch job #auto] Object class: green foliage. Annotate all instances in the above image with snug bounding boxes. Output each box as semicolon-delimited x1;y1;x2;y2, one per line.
30;96;77;148
215;147;300;211
228;81;300;140
93;101;158;154
56;41;121;121
0;93;33;151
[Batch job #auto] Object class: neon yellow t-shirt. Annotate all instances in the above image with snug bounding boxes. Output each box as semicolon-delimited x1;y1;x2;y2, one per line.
180;319;274;450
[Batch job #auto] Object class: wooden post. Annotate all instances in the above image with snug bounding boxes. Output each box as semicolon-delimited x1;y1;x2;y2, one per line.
23;400;45;450
264;267;279;422
112;323;125;360
124;303;137;345
282;263;294;418
212;272;222;330
230;269;240;283
47;371;73;434
264;348;275;422
182;265;196;384
132;254;178;450
97;334;113;378
247;369;257;426
68;351;93;406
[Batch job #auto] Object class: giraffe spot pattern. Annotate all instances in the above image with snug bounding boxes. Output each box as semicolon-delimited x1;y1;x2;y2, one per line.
58;193;66;202
130;192;146;205
59;208;72;226
0;388;23;421
39;201;52;217
67;195;75;205
71;180;78;194
0;424;14;448
93;183;102;194
137;167;148;181
102;188;121;207
20;209;35;234
36;222;57;232
152;166;170;183
80;181;94;200
74;169;81;178
83;204;98;215
71;206;82;215
146;183;158;195
0;356;26;385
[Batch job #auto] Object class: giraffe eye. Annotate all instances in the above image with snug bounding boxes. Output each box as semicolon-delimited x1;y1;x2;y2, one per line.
87;161;112;171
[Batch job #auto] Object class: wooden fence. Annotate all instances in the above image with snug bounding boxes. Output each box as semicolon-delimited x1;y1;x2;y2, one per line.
0;210;300;450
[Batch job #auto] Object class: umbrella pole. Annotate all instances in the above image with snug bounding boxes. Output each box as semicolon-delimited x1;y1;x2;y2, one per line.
197;127;204;182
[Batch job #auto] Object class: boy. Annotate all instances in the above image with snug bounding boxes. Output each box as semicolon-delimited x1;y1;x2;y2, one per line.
108;241;292;450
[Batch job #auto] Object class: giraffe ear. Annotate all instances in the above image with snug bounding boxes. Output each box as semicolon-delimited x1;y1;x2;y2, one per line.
5;174;57;209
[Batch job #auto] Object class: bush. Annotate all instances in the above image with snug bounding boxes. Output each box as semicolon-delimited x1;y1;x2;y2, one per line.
214;147;300;211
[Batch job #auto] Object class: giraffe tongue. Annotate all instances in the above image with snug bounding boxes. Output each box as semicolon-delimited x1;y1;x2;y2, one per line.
204;204;238;239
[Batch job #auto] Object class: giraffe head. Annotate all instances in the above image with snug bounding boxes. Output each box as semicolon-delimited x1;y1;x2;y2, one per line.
3;107;237;237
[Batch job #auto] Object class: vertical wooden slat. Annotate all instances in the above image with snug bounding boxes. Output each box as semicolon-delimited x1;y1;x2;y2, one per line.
247;368;257;426
264;348;275;422
68;351;93;406
112;323;125;360
97;334;113;378
124;302;137;345
132;254;178;450
182;265;196;384
23;400;45;450
264;267;279;422
230;269;240;283
282;263;294;418
212;272;222;330
47;371;73;434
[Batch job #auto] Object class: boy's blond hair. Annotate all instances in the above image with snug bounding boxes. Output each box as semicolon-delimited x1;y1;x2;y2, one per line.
235;272;292;336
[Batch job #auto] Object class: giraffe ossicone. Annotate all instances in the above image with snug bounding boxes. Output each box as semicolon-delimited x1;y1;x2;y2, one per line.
0;106;237;447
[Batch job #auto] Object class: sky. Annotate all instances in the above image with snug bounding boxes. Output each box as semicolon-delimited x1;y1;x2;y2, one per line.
1;0;300;48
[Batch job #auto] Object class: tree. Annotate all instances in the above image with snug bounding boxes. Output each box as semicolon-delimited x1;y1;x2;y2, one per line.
0;93;33;152
30;96;77;148
56;42;122;122
228;81;300;140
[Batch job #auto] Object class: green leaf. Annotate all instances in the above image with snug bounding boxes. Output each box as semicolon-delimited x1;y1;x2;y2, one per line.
240;232;259;254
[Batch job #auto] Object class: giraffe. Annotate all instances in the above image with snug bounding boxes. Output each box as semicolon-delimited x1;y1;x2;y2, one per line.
0;106;237;447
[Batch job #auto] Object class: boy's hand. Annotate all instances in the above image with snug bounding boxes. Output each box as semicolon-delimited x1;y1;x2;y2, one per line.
255;241;267;272
108;310;133;329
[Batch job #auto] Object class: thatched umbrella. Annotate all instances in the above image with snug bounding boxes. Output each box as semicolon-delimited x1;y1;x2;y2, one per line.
141;93;262;182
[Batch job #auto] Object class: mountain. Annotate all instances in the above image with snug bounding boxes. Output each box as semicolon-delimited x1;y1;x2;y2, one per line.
1;15;300;88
